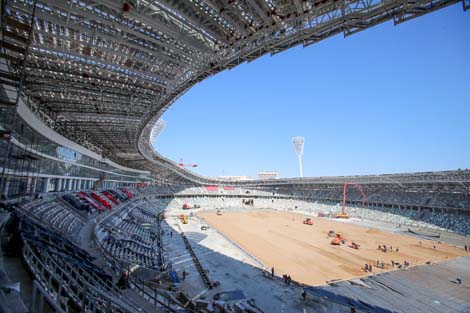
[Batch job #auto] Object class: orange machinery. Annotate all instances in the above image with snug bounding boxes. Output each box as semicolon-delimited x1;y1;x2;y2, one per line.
331;233;346;245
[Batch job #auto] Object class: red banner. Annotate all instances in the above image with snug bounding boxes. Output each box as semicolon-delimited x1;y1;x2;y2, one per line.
205;186;218;191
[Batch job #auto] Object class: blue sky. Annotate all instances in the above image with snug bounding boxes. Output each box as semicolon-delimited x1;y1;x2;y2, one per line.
153;6;470;179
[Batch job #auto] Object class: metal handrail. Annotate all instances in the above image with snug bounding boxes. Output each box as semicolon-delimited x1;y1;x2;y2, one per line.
94;202;186;312
31;280;67;313
130;275;181;313
22;239;145;313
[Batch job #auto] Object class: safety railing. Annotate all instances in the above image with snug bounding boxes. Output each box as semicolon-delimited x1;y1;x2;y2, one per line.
31;280;67;313
130;275;181;313
22;239;145;313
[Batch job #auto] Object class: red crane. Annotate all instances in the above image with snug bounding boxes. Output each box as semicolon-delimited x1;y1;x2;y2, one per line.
177;159;198;168
336;182;367;218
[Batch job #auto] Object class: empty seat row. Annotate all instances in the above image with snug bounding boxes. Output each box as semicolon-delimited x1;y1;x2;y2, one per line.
17;217;144;313
101;236;157;269
19;199;84;237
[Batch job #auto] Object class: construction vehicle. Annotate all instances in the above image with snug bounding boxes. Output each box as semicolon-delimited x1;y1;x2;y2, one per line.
303;218;313;225
183;203;201;210
331;233;346;245
335;182;366;219
180;214;188;224
349;242;360;249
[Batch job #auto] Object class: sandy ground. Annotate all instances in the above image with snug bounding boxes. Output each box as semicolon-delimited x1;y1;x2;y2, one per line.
198;210;467;286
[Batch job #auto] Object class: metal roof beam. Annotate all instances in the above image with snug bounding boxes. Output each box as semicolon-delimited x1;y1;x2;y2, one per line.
91;0;213;54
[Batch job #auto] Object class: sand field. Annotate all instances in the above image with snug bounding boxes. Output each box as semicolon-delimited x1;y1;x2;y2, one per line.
198;210;466;286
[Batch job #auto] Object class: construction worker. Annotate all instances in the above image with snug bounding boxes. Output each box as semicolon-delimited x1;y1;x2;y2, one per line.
302;290;307;302
271;267;275;277
391;260;395;267
465;245;467;252
117;272;129;289
376;260;379;268
182;270;187;281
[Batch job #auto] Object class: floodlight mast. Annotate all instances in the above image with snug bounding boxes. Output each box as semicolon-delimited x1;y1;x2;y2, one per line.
292;137;305;177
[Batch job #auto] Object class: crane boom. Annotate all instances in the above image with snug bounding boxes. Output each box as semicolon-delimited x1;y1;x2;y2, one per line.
336;182;366;218
177;159;198;168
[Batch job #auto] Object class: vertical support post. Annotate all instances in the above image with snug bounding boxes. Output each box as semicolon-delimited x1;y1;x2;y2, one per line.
38;294;44;313
44;178;50;193
1;178;9;198
342;183;347;215
31;282;37;312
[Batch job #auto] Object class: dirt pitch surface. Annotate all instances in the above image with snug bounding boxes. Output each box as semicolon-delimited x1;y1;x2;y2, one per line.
198;210;466;286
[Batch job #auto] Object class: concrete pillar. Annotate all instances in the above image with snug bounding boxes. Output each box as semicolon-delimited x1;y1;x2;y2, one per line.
26;177;32;194
31;177;38;193
2;179;10;197
54;178;61;192
43;178;50;193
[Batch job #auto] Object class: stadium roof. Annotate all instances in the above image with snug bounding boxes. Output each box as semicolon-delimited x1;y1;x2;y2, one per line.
2;0;465;184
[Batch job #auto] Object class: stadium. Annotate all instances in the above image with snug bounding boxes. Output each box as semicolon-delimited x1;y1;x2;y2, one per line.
0;0;469;312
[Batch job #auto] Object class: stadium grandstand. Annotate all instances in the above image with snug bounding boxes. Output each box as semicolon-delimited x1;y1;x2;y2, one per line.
0;0;469;313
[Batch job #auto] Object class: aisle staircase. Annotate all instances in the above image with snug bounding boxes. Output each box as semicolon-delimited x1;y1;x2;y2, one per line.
181;232;213;289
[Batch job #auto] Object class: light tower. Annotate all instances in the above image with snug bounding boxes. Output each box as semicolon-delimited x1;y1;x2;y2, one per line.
292;136;305;177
